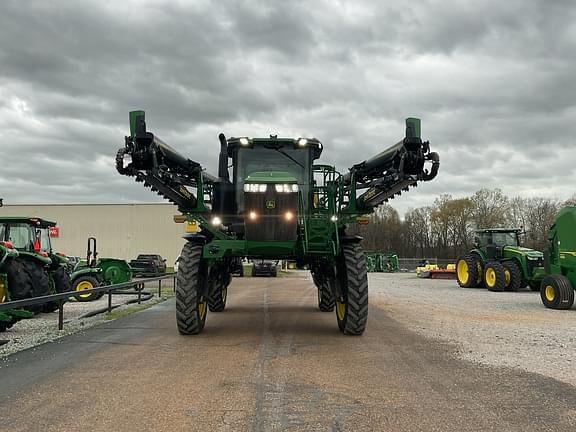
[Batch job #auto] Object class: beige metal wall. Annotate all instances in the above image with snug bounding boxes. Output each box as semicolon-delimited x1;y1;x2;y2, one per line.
1;204;186;265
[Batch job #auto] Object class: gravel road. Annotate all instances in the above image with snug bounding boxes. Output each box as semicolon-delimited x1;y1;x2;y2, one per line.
369;273;576;386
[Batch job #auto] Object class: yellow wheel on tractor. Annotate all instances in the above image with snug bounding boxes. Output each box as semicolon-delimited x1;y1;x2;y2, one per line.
484;262;505;292
72;275;102;302
456;254;480;288
540;275;574;310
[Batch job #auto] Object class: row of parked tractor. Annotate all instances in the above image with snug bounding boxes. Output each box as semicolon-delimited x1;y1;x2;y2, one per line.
455;206;576;310
0;216;167;332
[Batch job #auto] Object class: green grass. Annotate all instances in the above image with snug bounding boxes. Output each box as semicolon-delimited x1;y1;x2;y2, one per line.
104;302;156;320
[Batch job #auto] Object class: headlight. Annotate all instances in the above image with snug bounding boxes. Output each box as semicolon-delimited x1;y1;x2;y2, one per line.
298;138;307;147
274;184;299;193
244;183;268;193
211;216;222;226
239;137;249;146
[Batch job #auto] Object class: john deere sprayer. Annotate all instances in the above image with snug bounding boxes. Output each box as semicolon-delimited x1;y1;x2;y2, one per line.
117;111;440;335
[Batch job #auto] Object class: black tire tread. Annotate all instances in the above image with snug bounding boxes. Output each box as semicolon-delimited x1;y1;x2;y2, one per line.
338;243;369;335
502;261;522;292
540;274;574;310
176;242;207;335
484;261;505;292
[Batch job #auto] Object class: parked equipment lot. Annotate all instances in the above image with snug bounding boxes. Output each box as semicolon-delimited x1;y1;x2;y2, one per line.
0;272;575;431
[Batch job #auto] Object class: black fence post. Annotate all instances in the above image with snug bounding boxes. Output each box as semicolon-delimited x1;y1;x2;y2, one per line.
158;279;161;298
58;300;64;331
138;283;142;304
108;289;112;313
173;277;176;292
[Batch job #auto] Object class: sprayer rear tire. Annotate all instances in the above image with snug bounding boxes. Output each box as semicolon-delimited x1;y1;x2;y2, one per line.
502;261;522;292
318;279;335;312
208;274;228;313
540;275;574;310
176;242;208;335
335;243;368;335
484;262;505;292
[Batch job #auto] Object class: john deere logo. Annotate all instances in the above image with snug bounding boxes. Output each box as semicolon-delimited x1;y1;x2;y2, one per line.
266;200;276;209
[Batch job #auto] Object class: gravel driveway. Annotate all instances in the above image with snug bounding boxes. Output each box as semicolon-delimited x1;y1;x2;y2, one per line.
369;272;576;386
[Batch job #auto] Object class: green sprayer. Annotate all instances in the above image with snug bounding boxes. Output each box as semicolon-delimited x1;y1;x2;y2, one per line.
116;111;440;335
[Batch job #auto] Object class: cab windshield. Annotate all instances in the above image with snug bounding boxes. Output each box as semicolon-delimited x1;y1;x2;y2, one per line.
0;223;35;251
235;146;311;211
478;232;518;247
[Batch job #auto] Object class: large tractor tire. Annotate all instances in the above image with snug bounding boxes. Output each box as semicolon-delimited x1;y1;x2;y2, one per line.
456;254;480;288
318;278;335;312
208;271;230;313
176;242;208;335
72;275;103;302
540;275;574;310
335;243;368;335
502;261;522;292
484;261;506;292
21;260;51;313
3;259;34;328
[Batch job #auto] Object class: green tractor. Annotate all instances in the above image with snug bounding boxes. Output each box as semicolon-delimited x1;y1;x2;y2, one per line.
116;110;440;335
70;237;132;301
456;228;545;292
0;217;72;316
365;252;399;273
539;206;576;310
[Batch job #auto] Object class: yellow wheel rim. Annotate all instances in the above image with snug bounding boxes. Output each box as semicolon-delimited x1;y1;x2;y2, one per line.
545;285;555;302
485;268;496;288
76;280;94;299
0;281;7;303
504;269;511;287
198;300;207;320
457;260;469;284
336;300;346;321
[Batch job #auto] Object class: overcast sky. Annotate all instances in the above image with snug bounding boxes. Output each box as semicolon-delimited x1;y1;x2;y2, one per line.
1;0;575;216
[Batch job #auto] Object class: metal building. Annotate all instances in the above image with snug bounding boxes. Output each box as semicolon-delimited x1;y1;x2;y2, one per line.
0;204;186;266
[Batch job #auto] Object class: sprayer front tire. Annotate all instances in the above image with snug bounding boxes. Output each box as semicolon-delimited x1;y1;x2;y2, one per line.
335;243;368;335
176;242;208;335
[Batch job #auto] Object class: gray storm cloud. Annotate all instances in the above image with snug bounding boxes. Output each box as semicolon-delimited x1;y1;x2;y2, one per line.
1;0;575;215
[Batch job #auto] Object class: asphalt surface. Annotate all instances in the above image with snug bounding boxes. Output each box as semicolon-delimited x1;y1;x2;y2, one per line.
1;275;575;432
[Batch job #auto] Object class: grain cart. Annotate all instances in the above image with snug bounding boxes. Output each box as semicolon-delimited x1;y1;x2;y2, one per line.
0;217;71;313
116;110;440;335
456;228;545;292
70;237;132;301
539;206;576;310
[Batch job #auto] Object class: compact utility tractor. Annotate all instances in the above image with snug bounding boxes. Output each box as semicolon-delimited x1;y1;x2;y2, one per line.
117;111;440;335
456;228;545;292
365;252;399;273
70;237;132;301
539;206;576;310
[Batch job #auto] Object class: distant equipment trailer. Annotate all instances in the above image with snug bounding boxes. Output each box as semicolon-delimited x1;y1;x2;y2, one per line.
116;111;440;335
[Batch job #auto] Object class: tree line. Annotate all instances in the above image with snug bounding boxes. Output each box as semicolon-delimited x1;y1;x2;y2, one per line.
349;188;576;259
